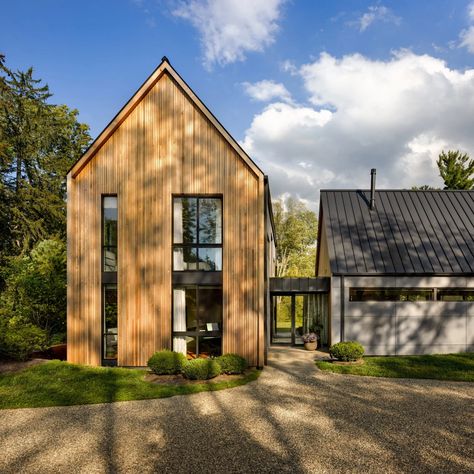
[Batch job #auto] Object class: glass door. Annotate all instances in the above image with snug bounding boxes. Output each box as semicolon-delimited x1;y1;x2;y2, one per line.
272;296;292;344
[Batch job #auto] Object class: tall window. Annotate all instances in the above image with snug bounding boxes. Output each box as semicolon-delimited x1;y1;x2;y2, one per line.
173;197;222;271
102;196;118;364
103;196;118;272
103;284;118;360
172;286;222;357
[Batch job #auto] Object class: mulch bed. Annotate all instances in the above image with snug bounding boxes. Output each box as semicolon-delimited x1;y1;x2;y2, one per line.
145;371;249;385
0;358;49;375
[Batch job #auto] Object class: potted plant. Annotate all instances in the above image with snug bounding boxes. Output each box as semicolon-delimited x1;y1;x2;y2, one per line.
302;332;318;351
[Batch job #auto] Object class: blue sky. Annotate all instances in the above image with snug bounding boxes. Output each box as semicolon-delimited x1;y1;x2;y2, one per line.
2;0;474;206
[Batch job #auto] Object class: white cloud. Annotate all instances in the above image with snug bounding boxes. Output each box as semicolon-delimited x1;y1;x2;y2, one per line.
460;1;474;53
242;80;292;103
242;51;474;209
172;0;286;68
353;5;401;32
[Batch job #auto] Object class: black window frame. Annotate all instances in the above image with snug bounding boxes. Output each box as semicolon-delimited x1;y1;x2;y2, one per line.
349;287;434;302
102;283;118;364
101;194;118;365
171;284;223;357
172;195;223;272
436;288;474;301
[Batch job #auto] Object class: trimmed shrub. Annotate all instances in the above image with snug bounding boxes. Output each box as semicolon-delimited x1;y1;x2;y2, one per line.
182;358;221;380
329;341;365;361
0;319;47;361
147;350;187;375
216;353;248;374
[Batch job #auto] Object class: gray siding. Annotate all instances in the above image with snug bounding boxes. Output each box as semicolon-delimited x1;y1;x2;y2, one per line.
331;276;474;355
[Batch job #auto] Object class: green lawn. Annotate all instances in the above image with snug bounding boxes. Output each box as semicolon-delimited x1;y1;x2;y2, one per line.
0;360;260;410
316;353;474;382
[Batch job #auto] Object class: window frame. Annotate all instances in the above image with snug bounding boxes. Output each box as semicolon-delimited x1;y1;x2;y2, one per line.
171;284;223;357
172;195;223;272
101;195;118;365
349;287;434;302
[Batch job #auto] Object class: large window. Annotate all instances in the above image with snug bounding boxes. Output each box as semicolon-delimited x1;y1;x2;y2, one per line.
173;197;222;271
172;286;222;357
349;288;434;302
103;196;118;272
103;284;118;360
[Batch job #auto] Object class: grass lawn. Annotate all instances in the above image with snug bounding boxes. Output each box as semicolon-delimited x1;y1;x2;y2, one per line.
316;353;474;382
0;360;260;410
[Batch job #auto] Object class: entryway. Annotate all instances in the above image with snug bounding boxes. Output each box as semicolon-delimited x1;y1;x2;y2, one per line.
269;277;330;348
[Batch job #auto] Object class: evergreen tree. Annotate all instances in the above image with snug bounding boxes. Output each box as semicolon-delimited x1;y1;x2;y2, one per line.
437;150;474;190
0;55;91;256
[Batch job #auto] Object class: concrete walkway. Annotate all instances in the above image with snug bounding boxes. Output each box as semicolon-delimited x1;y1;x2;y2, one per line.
1;346;473;473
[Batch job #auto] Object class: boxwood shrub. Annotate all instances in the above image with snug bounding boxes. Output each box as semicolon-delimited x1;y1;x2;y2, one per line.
329;341;365;361
147;350;187;375
216;353;248;374
182;358;221;380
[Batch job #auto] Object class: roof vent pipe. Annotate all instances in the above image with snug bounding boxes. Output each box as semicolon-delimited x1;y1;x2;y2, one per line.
370;168;376;210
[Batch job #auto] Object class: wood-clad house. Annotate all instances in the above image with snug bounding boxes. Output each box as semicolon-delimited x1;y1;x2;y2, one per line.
67;57;276;368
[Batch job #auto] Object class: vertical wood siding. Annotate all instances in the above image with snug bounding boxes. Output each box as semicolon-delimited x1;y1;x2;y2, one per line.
67;72;264;366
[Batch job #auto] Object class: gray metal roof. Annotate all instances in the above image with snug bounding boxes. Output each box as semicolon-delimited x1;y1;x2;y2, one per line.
319;190;474;275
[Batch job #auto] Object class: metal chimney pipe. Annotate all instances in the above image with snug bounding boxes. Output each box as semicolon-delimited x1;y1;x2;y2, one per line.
370;169;376;210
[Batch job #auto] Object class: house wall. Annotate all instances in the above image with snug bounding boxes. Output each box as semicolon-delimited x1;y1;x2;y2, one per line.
330;276;474;355
67;71;265;367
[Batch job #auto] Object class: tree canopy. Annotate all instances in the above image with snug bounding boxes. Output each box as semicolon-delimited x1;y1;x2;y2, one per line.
272;197;318;277
0;55;91;257
437;150;474;190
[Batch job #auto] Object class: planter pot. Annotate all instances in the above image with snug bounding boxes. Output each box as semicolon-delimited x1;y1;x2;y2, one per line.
304;341;317;351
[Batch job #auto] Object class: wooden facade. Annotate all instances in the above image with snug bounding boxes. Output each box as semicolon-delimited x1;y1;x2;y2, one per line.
67;59;268;367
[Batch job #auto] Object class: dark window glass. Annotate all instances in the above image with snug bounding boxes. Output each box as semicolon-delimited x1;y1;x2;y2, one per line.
103;197;117;272
173;196;222;271
349;288;433;302
437;289;474;301
103;284;118;360
199;199;222;244
198;248;222;271
174;198;197;244
172;285;222;357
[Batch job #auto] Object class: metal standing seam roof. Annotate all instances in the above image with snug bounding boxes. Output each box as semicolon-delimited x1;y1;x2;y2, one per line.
319;190;474;275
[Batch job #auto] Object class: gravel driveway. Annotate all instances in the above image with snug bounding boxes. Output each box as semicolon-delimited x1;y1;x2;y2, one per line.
1;346;473;474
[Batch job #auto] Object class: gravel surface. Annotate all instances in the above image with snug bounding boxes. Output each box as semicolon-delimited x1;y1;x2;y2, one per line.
0;346;473;473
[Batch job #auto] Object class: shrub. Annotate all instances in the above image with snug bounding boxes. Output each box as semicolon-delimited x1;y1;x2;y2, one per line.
147;350;187;375
0;319;47;361
182;358;221;380
216;353;248;374
329;341;365;361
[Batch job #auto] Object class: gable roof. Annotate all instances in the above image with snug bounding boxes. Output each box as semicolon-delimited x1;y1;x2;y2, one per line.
318;189;474;275
68;57;264;179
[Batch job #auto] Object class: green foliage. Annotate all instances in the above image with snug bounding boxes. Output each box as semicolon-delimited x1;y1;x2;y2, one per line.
437;150;474;190
182;358;222;380
147;350;187;375
329;341;365;361
0;360;261;409
0;318;47;361
216;353;248;374
317;353;474;382
272;197;318;277
0;239;66;338
0;55;90;258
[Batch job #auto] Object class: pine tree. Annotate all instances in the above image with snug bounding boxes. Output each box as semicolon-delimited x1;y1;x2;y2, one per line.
0;55;91;255
437;150;474;190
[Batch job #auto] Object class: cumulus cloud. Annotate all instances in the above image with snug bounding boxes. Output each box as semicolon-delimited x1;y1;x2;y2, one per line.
172;0;286;68
353;5;401;32
460;1;474;53
242;51;474;209
242;80;292;103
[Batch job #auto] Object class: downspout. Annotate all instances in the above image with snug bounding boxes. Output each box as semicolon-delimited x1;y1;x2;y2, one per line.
340;275;345;341
263;176;269;366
